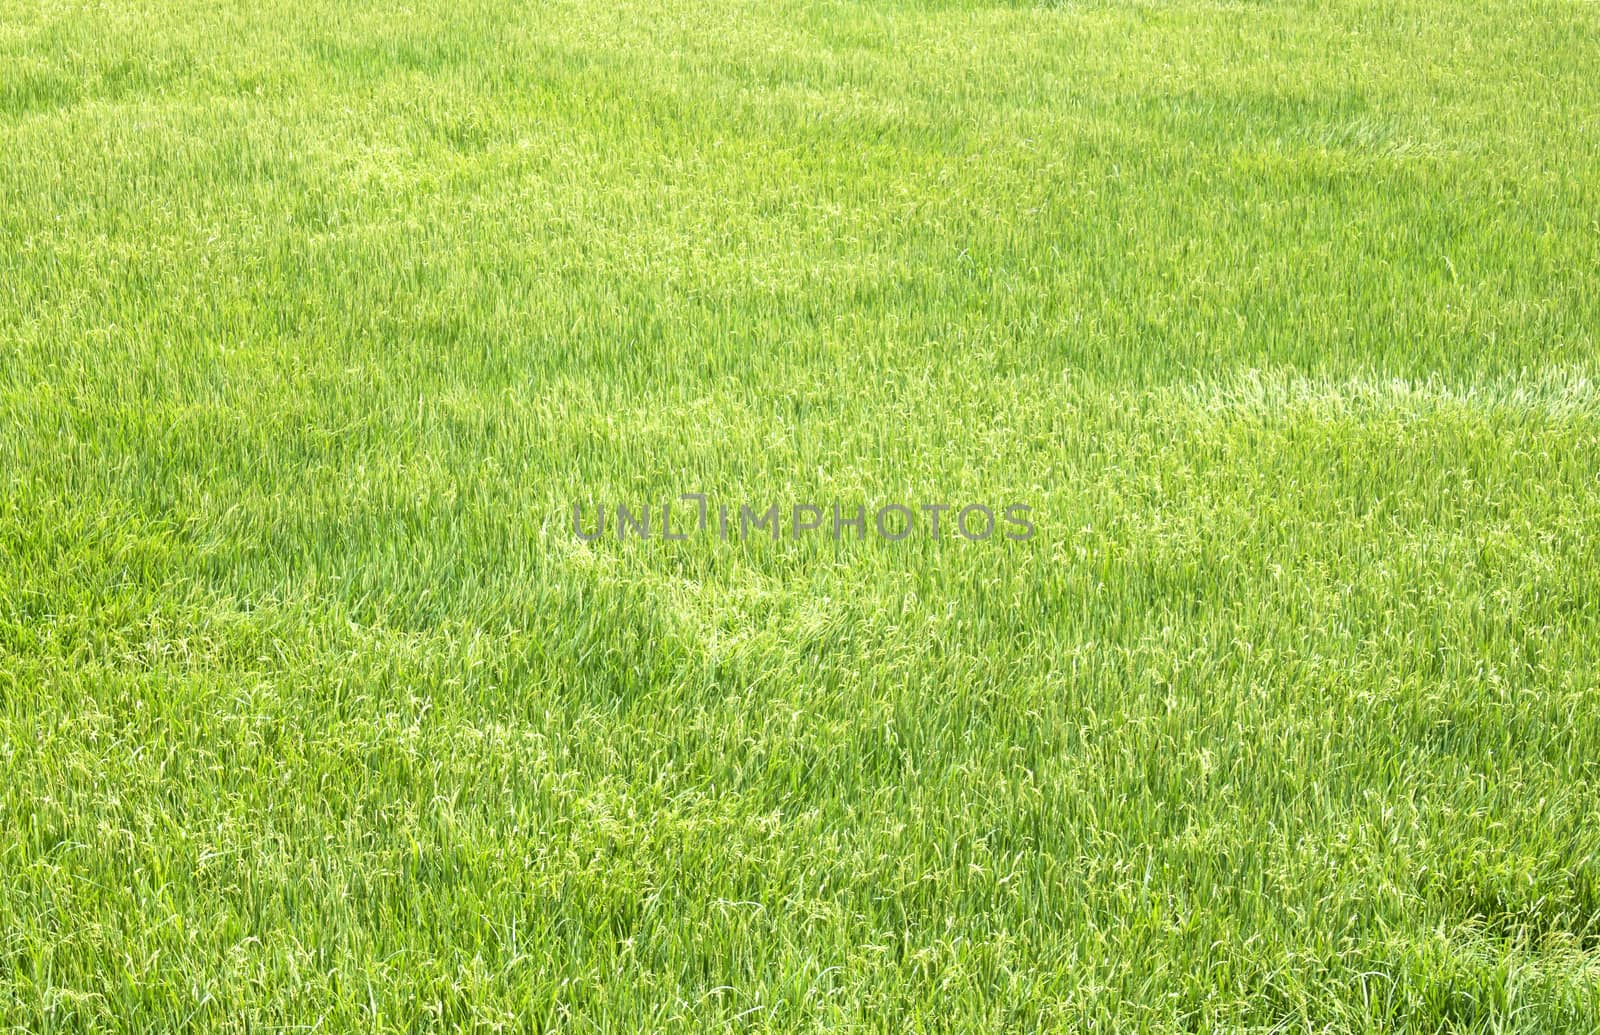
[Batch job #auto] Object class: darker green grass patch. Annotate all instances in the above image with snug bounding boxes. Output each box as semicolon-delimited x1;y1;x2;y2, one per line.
0;68;80;117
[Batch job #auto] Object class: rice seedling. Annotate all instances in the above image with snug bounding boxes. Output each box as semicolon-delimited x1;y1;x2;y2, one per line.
2;0;1598;1029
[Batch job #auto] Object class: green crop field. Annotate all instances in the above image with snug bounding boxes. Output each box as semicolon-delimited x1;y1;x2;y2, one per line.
3;0;1599;1030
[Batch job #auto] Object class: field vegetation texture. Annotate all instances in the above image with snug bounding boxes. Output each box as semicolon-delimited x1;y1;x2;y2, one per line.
3;0;1600;1030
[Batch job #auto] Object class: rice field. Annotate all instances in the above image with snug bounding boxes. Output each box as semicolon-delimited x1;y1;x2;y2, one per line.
2;0;1599;1030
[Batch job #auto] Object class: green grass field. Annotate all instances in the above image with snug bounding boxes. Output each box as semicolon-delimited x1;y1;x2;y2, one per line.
4;0;1600;1029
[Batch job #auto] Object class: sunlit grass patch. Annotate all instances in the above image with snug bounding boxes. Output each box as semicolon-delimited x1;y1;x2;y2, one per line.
3;0;1599;1029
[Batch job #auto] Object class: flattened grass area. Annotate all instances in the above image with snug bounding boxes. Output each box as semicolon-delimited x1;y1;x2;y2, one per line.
3;0;1600;1029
